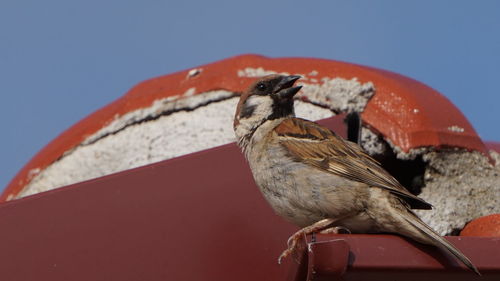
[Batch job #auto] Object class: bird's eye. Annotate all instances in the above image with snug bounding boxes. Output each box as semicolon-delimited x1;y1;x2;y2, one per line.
257;83;266;91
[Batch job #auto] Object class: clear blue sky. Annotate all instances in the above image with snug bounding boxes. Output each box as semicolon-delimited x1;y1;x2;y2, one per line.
1;0;499;192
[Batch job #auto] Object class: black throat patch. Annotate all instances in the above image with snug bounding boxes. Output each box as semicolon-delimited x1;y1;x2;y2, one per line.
268;97;294;121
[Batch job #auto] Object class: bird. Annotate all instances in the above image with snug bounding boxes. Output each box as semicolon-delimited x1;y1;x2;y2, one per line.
233;74;479;275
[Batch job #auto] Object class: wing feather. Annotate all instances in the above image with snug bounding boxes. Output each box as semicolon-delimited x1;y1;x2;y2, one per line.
274;118;432;210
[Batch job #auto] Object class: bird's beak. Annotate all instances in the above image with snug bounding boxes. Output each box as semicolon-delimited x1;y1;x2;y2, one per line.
275;75;302;100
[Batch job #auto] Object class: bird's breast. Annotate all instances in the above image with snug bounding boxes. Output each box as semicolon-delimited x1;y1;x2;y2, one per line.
247;142;368;227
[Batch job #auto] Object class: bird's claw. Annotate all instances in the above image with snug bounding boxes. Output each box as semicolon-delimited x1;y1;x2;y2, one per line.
278;231;305;264
277;248;292;264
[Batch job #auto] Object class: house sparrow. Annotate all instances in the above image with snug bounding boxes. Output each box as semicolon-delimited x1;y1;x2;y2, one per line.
233;74;479;275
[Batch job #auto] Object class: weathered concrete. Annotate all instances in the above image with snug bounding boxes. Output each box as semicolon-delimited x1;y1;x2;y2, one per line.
19;92;335;197
416;150;500;235
20;69;376;198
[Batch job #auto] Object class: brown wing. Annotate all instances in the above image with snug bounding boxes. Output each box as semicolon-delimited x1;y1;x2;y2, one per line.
274;118;432;210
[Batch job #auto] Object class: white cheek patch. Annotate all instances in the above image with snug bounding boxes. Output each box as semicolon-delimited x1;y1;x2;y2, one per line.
245;95;274;119
244;95;262;108
235;95;275;141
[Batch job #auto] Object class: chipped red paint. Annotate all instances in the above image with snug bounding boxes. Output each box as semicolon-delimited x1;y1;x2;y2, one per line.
0;54;488;201
461;214;500;237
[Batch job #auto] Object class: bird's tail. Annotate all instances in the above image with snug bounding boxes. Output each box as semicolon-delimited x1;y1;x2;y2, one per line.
399;211;480;275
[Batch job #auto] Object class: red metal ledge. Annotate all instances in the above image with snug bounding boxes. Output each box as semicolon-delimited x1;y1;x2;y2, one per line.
303;234;499;281
0;118;498;280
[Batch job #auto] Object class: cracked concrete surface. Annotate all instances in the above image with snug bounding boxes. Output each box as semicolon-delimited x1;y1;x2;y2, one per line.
359;125;499;235
360;127;500;235
19;90;335;198
19;71;375;198
416;150;500;235
82;90;234;145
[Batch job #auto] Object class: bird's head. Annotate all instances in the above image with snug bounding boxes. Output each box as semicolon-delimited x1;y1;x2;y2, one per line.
234;74;302;145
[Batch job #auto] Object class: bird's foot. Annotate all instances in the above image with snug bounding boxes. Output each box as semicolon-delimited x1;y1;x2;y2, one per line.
277;218;336;264
277;233;303;264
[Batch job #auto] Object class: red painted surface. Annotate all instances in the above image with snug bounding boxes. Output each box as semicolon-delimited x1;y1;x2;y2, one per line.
1;54;488;201
461;214;500;237
306;238;350;279
304;234;499;280
0;144;295;281
486;142;500;153
0;128;498;280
